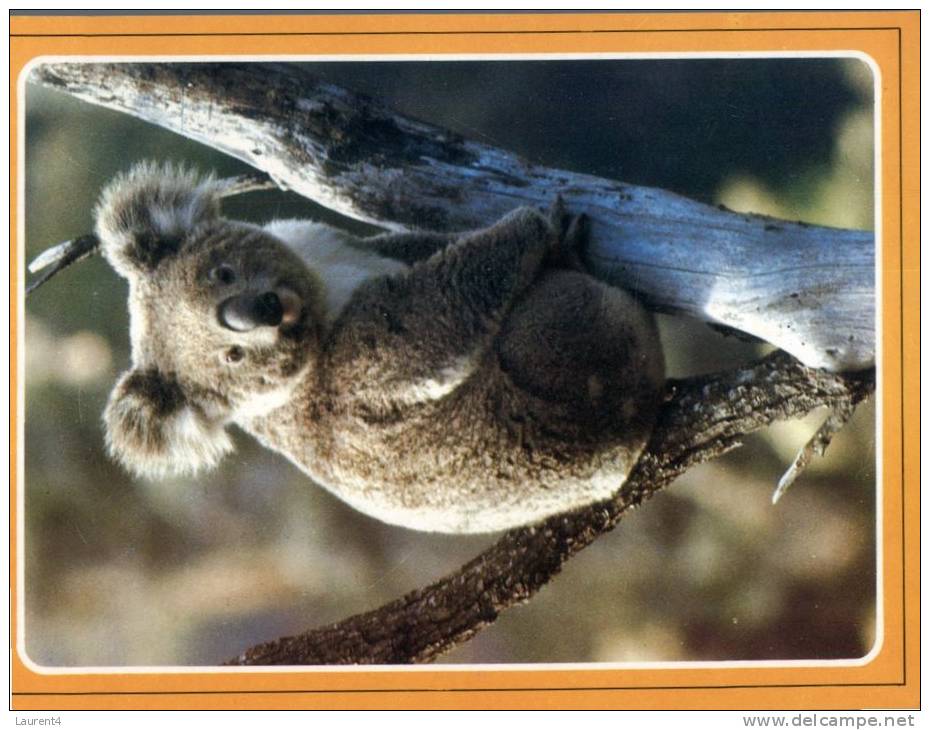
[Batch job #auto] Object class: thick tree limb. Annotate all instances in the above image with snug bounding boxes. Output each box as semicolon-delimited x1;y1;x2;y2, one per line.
31;62;874;371
227;352;873;665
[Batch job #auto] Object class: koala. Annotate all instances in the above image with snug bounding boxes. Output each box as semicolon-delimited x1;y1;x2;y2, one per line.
96;162;665;534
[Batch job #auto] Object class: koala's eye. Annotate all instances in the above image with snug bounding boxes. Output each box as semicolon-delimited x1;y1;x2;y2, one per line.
209;265;237;286
224;346;244;364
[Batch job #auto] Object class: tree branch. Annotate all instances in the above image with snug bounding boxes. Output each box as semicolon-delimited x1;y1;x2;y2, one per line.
30;62;874;372
227;352;873;665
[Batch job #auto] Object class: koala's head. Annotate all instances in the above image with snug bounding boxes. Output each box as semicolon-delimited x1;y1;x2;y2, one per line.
95;163;325;479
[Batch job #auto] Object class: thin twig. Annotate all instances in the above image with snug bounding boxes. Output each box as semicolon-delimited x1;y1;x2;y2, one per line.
771;400;857;504
26;172;281;296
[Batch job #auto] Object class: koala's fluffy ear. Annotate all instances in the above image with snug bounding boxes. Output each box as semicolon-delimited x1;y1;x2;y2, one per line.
104;368;233;479
95;162;221;277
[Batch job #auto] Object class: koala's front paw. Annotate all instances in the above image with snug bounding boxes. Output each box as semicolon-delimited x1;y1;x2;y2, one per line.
546;195;590;272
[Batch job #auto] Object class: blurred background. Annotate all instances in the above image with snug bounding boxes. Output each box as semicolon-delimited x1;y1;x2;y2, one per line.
22;58;876;666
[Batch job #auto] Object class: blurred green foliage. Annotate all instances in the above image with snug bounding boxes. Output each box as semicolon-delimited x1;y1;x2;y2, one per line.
23;58;875;666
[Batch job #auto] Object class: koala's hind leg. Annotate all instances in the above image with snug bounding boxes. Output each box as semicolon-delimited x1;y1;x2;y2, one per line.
330;207;562;406
495;270;665;448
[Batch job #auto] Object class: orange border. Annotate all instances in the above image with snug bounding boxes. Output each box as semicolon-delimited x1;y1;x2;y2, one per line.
9;11;920;710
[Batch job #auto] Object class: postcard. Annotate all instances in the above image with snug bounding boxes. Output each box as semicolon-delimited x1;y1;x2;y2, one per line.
10;10;919;712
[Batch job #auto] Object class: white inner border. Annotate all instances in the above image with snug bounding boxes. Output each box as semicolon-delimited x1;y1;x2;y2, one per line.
16;50;884;676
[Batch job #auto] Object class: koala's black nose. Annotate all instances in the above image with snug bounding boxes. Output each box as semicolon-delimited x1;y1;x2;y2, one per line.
219;291;284;331
256;292;284;326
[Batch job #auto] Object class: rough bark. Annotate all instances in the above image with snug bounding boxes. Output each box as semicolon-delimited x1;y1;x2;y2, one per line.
30;61;874;371
227;353;873;665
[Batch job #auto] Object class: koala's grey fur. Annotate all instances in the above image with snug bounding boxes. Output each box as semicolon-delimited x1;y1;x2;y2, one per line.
97;162;665;533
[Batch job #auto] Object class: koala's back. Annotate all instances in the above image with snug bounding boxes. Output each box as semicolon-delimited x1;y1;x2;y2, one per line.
260;269;664;534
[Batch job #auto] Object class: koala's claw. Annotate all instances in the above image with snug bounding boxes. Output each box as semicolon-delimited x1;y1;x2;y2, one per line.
548;195;570;234
564;212;590;248
546;196;590;272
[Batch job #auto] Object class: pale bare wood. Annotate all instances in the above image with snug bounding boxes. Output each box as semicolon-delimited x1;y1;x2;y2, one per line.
31;61;874;371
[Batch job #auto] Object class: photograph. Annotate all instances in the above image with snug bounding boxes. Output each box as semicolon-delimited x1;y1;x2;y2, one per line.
21;55;878;669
